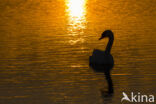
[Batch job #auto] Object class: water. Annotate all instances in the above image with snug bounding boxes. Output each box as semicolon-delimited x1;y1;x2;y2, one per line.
0;0;156;103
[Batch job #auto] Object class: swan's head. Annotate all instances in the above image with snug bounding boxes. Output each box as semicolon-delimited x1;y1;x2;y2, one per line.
99;30;113;40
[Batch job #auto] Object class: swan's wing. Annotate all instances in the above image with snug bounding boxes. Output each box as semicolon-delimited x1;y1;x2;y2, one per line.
90;49;114;65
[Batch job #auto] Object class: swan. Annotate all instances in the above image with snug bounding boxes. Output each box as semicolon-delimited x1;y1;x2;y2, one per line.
89;30;114;93
89;30;114;72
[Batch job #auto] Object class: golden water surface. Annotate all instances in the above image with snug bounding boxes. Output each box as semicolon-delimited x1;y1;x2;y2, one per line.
0;0;156;104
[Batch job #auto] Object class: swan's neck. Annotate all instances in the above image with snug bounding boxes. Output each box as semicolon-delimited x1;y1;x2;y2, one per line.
106;36;114;53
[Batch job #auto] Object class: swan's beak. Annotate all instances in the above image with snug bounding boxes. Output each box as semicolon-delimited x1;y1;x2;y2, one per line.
99;37;103;40
99;32;107;40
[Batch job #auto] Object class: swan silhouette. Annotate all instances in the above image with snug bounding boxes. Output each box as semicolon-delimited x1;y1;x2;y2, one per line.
89;30;114;93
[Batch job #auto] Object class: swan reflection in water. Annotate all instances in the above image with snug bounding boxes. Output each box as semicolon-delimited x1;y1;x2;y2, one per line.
89;30;114;94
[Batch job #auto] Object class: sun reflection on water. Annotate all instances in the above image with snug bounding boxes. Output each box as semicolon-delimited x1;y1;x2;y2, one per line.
66;0;87;39
66;0;86;17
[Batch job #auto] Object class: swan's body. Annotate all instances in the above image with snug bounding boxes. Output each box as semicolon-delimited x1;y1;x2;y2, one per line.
90;49;114;66
89;30;114;72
